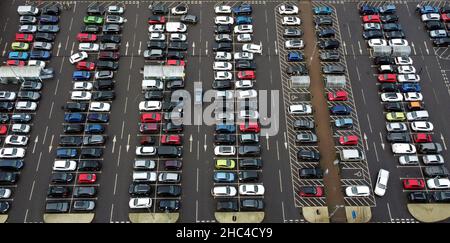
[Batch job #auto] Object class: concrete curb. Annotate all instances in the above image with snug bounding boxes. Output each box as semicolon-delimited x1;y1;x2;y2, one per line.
303;207;330;223
129;213;179;223
345;206;371;223
407;204;450;223
43;213;94;223
214;212;265;223
0;215;8;223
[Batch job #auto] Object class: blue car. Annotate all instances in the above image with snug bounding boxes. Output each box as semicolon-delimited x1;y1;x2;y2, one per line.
417;5;439;14
8;51;29;60
330;105;351;115
287;51;304;62
236;16;252;25
379;4;396;14
64;113;86;123
400;83;421;92
213;172;236;183
215;124;236;133
85;124;105;134
313;6;333;15
40;15;59;24
359;5;378;15
72;71;91;81
335;118;353;128
56;148;78;159
30;50;51;60
87;113;109;123
232;4;252;15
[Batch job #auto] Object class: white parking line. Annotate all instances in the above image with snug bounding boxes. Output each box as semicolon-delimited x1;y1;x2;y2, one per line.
69;17;74;31
356;66;361;81
386;202;393;221
196;168;199;192
278;169;283;192
124;97;128;114
109;204;114;222
24;209;28;223
366;113;373;133
281;201;286;222
373;142;379;162
360;88;366;104
42;126;48;145
35;152;42;172
28;180;35;201
48;101;54;119
276;140;280;160
113;173;118;195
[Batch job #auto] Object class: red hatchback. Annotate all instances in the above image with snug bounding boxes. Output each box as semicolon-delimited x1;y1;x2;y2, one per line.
239;122;260;133
299;186;324;197
362;14;381;23
339;135;358;146
15;33;33;42
148;16;166;24
0;125;7;135
327;90;348;101
403;179;425;190
166;59;185;66
237;71;255;80
378;74;397;82
414;133;432;143
140;113;161;123
161;135;182;145
78;173;97;184
77;33;97;42
6;60;26;66
441;13;450;22
76;61;96;71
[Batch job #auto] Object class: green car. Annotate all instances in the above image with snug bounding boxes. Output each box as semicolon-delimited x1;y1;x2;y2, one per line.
83;16;103;25
11;42;29;51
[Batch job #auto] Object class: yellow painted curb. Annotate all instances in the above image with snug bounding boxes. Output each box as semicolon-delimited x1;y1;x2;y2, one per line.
0;215;8;223
302;207;330;223
407;204;450;223
214;212;265;223
345;206;371;223
43;213;94;223
129;213;179;223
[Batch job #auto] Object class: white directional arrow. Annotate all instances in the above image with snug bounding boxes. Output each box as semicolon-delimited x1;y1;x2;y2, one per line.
423;41;429;55
441;133;447;150
125;41;129;56
363;133;369;151
274;41;278;55
379;132;385;150
357;41;362;55
112;136;117;153
56;42;61;56
205;41;208;55
189;134;193;152
138;41;142;55
411;42;416;55
32;136;39;153
192;42;195;56
343;42;347;55
126;134;130;152
265;132;270;150
204;134;207;151
283;132;288;149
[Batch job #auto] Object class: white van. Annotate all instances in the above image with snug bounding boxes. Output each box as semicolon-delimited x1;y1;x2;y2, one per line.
142;80;163;90
374;169;389;197
132;172;157;182
339;149;365;162
166;22;187;33
17;5;39;16
406;110;429;121
391;143;416;154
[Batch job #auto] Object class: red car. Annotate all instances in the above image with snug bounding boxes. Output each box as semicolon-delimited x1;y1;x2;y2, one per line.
237;71;255;80
378;74;397;83
413;133;432;143
139;123;159;134
239;122;260;133
299;186;324;197
15;33;33;42
139;136;155;145
78;173;97;184
327;90;348;101
77;33;97;42
0;125;7;135
76;61;96;71
441;13;450;22
166;59;185;66
339;135;358;146
403;179;425;190
161;135;182;145
140;113;161;123
148;15;166;24
6;60;26;66
362;14;381;23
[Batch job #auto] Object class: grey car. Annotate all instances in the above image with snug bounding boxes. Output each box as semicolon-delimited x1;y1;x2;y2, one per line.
100;43;119;51
83;135;106;146
33;41;52;50
295;133;318;143
17;91;41;101
102;24;121;34
72;200;95;211
322;65;345;74
38;25;59;33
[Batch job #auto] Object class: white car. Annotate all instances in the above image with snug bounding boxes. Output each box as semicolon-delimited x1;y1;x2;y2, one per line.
407;110;429;121
0;148;25;159
288;104;312;115
5;135;29;146
410;121;434;132
234;25;253;34
368;38;387;47
427;178;450;189
107;5;124;14
0;188;12;199
149;32;165;41
215;51;232;61
397;65;416;74
106;15;124;24
171;5;188;15
278;4;299;14
0;91;16;101
237;33;252;42
214;71;232;80
397;74;420;82
211;186;237;197
391;143;416;154
69;51;88;64
234;52;253;60
386;122;407;132
138;101;162;111
19;25;37;33
403;92;423;101
15;101;37;111
214;5;231;14
237;90;257;100
239;184;265;196
52;160;77;171
129;198;152;209
78;43;99;52
282;16;301;25
213;62;232;71
73;82;93;91
381;93;403;102
345;186;370;197
388;39;408;46
71;91;91;101
135;146;157;156
421;13;440;22
394;57;413;65
398;155;419;165
430;29;447;38
170;33;186;42
27;60;46;68
423;155;445;165
239;110;259;119
214;146;236;156
215;90;234;100
285;39;304;49
11;124;31;134
235;80;253;89
242;44;262;54
89;102;111;112
215;16;233;25
363;23;381;30
148;24;165;32
374;169;389;197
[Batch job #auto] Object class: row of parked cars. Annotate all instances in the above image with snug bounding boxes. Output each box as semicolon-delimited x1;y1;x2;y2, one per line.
416;4;450;47
360;4;450;203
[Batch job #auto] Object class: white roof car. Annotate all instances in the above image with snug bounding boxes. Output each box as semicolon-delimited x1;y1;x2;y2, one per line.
285;39;304;49
381;92;403;102
235;80;253;89
107;5;124;14
397;65;416;74
215;16;233;25
171;5;188;15
19;25;37;33
11;124;31;134
78;43;99;52
239;110;259;120
0;148;25;159
234;25;253;34
148;24;165;32
394;57;413;65
71;91;92;101
374;169;389;197
430;29;448;38
386;122;407;132
237;89;257;100
73;82;93;90
15;101;37;111
106;15;124;24
403;92;423;101
129;198;152;209
345;186;370;197
410;121;434;132
398;155;419;165
427;178;450;189
397;74;420;82
149;32;165;41
27;60;46;68
421;13;440;22
215;90;234;100
363;23;381;30
52;160;77;171
423;155;445;165
89;102;111;112
0;91;16;101
170;33;186;42
213;61;233;71
214;146;236;156
282;16;301;25
132;172;157;182
288;104;312;115
278;4;299;14
237;33;252;42
5;135;28;146
242;44;262;54
166;22;187;33
391;143;417;154
69;51;88;64
211;186;237;197
139;101;162;111
214;71;232;80
0;188;12;199
135;146;157;156
239;184;265;196
406;110;429;121
215;51;232;61
368;38;387;47
388;39;408;46
234;52;254;60
134;159;156;170
215;5;231;14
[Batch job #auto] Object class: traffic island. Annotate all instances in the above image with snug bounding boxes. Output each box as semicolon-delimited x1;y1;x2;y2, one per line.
215;212;264;223
129;213;179;223
0;215;8;223
345;207;372;223
303;207;330;223
43;213;94;223
408;204;450;223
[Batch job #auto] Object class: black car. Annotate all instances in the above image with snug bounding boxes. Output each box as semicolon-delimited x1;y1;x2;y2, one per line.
51;173;74;184
102;24;121;34
94;80;115;90
81;148;103;158
0;102;14;112
379;83;398;92
215;25;231;34
425;21;444;30
384;102;403;112
162;122;183;133
418;143;443;154
73;186;97;198
93;91;115;101
62;102;88;112
362;30;383;39
168;42;188;51
380;14;398;23
432;191;450;203
299;167;323;179
144;91;164;100
96;61;119;71
408;191;429;203
315;16;332;26
43;5;60;15
284;28;303;38
383;23;402;31
433;37;450;47
180;15;198;24
212;42;232;52
0;114;9;123
319;39;339;49
215;134;236;144
35;32;55;42
317;28;335;38
423;166;450;177
0;172;17;184
11;113;32;123
47;186;71;198
101;34;121;43
235;60;256;70
100;43;120;51
63;124;84;134
386;132;411;143
17;91;40;101
286;65;308;75
441;5;450;14
216;200;238;212
374;56;393;65
238;146;261;156
0;160;24;171
152;4;168;15
87;6;105;15
319;51;340;61
212;80;232;90
161;101;183;112
322;64;345;74
166;80;185;90
82;25;101;33
239;159;262;170
297;150;320;162
72;200;95;212
159;199;180;212
240;199;264;211
215;34;232;43
167;51;184;60
164;160;182;170
99;51;120;61
156;185;182;197
147;41;166;49
78;160;102;171
293;119;315;129
45;202;69;213
385;31;405;39
238;171;259;182
59;136;83;146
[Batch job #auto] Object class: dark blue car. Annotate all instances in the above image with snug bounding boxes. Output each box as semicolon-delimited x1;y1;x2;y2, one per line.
287;51;304;62
87;113;109;123
417;5;439;14
40;15;59;24
330;105;351;115
379;4;396;14
359;5;378;15
30;50;51;60
215;124;236;133
72;71;91;81
313;6;333;15
85;124;105;134
236;16;252;25
56;148;78;159
64;113;86;123
232;4;252;15
400;83;421;92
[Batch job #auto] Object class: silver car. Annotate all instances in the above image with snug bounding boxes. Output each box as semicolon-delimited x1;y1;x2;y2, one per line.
33;41;52;50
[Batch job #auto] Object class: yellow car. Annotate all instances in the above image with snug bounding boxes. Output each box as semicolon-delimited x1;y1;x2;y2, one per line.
11;42;29;51
386;112;406;121
215;159;236;170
